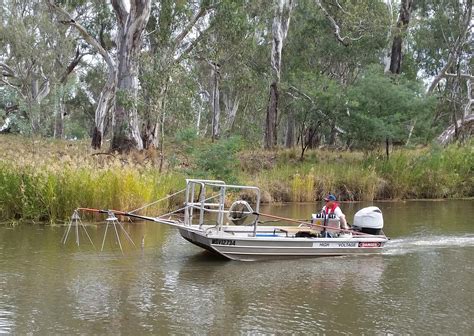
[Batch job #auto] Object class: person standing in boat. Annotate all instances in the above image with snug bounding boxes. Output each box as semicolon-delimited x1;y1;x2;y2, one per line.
321;194;349;233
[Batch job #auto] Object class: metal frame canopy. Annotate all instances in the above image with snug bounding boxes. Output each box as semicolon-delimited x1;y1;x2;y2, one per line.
183;179;261;230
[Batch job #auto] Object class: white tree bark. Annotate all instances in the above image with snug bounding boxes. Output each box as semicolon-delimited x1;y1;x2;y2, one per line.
264;0;293;149
142;2;214;149
223;92;240;132
427;0;472;94
271;0;293;80
315;0;364;46
29;66;50;133
383;0;395;73
464;78;473;118
111;0;151;152
48;1;117;149
210;62;221;141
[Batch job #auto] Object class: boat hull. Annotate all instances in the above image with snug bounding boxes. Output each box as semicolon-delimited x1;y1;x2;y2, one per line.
178;226;387;261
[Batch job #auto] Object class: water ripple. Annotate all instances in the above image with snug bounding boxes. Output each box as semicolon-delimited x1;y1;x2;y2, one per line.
384;234;474;255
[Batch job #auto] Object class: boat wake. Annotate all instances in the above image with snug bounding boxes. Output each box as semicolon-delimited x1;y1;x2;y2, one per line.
384;234;474;255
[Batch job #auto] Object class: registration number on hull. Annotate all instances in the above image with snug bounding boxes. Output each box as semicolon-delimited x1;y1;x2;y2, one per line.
211;239;236;246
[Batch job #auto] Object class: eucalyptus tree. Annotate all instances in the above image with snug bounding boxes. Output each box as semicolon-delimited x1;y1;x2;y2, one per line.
109;0;151;152
346;66;434;152
191;0;269;141
140;0;216;149
388;0;414;74
48;1;118;148
0;0;79;136
264;0;294;149
50;0;152;152
282;0;390;150
412;0;472;143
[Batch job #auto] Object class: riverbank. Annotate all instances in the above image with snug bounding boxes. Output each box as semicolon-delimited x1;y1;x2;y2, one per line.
0;134;472;222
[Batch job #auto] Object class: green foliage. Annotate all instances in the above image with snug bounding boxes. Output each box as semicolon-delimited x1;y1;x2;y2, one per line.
174;127;198;155
0;0;471;154
346;66;435;147
193;137;243;184
173;132;246;183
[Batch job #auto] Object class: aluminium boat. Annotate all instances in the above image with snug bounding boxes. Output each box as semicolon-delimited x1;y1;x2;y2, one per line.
158;179;388;261
74;179;388;261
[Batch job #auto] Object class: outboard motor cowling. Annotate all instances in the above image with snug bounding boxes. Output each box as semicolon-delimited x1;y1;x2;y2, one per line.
353;206;383;235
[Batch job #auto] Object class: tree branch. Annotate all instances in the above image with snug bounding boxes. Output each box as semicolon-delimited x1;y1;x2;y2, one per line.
288;85;345;133
48;1;115;71
111;0;129;27
315;0;360;46
174;27;208;64
127;0;151;42
427;0;472;94
0;63;25;98
173;7;207;47
60;47;88;83
444;73;474;80
172;5;217;65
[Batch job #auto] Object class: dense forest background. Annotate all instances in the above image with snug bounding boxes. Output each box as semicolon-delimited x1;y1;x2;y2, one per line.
0;0;472;154
0;0;473;221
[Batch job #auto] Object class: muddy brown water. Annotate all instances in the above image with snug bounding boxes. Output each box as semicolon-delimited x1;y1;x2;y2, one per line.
1;200;473;335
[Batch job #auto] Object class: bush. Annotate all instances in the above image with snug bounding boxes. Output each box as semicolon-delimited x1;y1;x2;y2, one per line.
193;137;242;184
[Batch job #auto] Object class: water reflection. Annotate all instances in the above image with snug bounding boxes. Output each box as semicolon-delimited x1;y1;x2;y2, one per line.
166;252;387;334
68;264;119;320
0;200;473;335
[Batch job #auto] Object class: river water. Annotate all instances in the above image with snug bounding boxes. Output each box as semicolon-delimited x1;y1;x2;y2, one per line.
0;200;473;335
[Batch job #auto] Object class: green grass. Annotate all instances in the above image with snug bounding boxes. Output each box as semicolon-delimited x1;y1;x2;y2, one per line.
0;134;471;222
243;143;473;202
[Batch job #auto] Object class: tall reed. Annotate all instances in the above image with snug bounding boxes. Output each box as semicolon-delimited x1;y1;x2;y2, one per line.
0;135;471;222
244;142;473;202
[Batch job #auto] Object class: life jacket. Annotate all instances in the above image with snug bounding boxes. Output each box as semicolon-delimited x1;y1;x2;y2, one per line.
323;202;341;234
324;202;340;214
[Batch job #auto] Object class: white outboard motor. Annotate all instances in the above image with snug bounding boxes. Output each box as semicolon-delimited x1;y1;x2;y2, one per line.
353;206;384;235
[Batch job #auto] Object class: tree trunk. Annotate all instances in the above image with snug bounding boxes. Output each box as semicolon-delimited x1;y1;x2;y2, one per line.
142;82;168;149
285;108;295;148
464;78;473;118
210;62;221;141
428;0;472;94
328;123;338;146
29;69;50;134
264;0;293;149
383;0;395;73
389;0;413;74
54;94;65;139
437;114;474;145
223;92;240;133
265;82;279;148
91;76;115;149
110;0;151;152
48;1;117;149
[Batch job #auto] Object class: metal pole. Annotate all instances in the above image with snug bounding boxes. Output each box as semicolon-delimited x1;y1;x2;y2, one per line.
118;222;136;248
101;222;109;251
113;221;123;254
75;216;79;246
199;184;206;226
62;220;73;245
80;220;95;249
190;183;196;224
184;181;190;226
217;186;225;230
